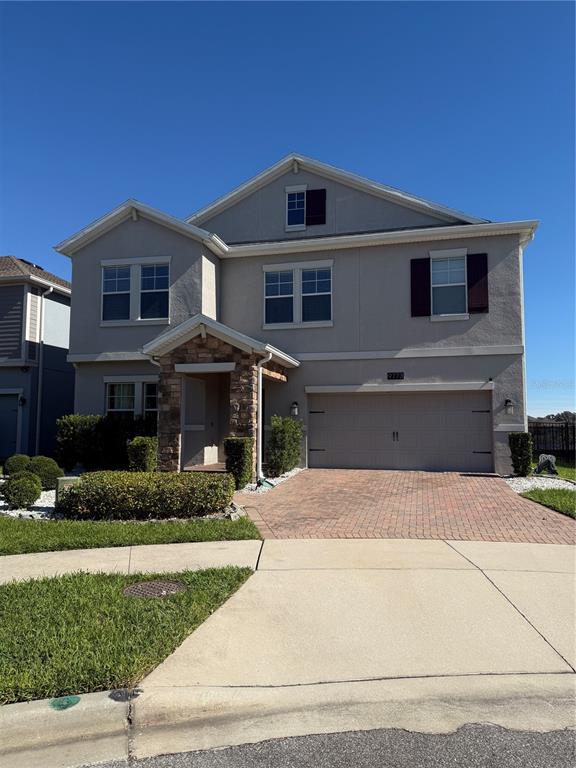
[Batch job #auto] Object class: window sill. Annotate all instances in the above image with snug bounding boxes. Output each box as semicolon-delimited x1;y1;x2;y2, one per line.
429;313;470;323
285;224;306;232
100;319;170;327
263;321;333;330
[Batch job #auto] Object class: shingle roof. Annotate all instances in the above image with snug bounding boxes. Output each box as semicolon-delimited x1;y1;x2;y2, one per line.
0;255;70;291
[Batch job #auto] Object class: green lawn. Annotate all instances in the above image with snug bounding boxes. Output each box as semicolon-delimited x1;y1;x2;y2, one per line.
0;516;260;556
521;488;576;519
531;457;575;482
0;567;251;704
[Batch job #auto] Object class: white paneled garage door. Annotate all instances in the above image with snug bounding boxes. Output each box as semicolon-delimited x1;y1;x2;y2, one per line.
308;391;493;473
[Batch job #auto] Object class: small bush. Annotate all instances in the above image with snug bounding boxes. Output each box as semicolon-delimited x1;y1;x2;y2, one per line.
29;456;64;490
266;416;303;477
509;432;533;477
55;415;103;471
127;437;158;472
4;454;31;476
224;437;254;489
56;471;235;520
1;473;42;510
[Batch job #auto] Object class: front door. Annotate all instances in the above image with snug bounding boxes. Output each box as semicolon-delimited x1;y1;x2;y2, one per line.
0;394;19;461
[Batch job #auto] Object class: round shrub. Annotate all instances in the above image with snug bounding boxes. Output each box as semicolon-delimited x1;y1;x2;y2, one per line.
29;456;64;490
127;436;158;472
1;473;42;510
4;454;31;476
56;470;235;520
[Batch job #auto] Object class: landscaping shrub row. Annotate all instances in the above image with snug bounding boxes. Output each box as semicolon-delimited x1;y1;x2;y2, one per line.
56;471;235;520
55;414;157;471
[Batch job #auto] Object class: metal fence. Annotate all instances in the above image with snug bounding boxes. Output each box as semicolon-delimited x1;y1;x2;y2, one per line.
528;420;575;454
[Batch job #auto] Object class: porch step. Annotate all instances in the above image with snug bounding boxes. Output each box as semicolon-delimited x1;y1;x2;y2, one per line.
183;462;227;473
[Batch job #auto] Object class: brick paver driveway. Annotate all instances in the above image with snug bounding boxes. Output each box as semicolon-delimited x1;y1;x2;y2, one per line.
241;469;575;544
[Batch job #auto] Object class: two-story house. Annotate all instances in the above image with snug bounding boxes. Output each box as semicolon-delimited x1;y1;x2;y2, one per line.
0;256;74;460
56;155;537;477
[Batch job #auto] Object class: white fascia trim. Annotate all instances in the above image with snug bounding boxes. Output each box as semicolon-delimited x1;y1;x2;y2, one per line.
263;259;334;272
295;345;524;361
175;362;236;373
186;153;487;226
142;313;300;368
103;375;159;383
0;274;71;295
223;220;539;259
55;200;229;258
67;352;152;363
305;381;495;394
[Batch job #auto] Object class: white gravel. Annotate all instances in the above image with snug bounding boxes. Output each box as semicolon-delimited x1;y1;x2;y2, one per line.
0;487;57;519
240;466;303;494
505;476;575;494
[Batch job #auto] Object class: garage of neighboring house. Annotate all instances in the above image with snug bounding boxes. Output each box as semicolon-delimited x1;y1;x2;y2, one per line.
0;392;20;462
306;390;493;473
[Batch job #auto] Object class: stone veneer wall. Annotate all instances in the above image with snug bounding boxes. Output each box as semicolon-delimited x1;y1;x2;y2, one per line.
157;334;259;472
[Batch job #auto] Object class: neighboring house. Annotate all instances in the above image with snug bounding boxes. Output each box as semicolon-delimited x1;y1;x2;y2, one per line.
0;256;74;460
56;155;537;477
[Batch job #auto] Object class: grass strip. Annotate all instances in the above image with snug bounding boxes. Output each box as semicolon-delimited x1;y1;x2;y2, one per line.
521;488;576;519
0;567;251;704
0;516;260;556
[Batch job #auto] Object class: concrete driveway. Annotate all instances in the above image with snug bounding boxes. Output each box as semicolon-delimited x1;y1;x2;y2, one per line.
130;539;576;759
241;469;575;544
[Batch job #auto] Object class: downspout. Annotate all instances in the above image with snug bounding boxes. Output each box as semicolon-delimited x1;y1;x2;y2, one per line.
256;351;272;484
35;286;53;454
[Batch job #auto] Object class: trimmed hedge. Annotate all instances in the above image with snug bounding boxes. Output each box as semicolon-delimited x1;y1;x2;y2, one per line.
55;414;157;471
4;455;31;476
127;437;158;472
224;437;254;489
1;472;42;510
266;416;303;477
56;471;235;520
509;432;533;477
29;456;64;490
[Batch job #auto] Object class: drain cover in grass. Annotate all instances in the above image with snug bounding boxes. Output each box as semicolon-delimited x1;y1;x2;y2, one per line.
123;580;186;599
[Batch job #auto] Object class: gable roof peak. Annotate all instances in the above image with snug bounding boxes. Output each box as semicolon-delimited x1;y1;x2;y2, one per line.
186;153;488;227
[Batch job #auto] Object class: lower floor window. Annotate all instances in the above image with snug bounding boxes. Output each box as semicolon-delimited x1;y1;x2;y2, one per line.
105;381;158;425
106;383;135;414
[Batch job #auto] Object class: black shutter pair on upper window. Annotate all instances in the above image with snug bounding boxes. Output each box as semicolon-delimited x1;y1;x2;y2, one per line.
410;253;489;316
305;189;326;226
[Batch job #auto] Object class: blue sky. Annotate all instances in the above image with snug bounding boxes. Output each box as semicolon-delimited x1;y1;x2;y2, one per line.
0;1;573;415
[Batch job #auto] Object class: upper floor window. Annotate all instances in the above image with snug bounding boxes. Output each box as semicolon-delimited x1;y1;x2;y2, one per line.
286;190;306;228
302;268;331;322
263;261;333;327
102;266;130;321
265;270;293;324
141;264;169;319
431;256;466;316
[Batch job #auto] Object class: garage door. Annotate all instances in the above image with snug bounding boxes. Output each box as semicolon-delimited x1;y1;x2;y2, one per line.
0;394;19;462
308;391;493;472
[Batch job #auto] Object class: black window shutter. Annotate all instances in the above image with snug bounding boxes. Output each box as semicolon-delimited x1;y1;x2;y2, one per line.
467;253;489;313
411;258;431;317
305;189;326;226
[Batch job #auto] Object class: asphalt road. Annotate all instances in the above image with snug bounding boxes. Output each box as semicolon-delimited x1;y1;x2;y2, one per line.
97;725;575;768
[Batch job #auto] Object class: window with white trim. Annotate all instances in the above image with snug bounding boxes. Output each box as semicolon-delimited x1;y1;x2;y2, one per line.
431;256;467;315
302;268;332;322
102;267;131;321
106;383;135;416
265;270;294;324
140;264;169;319
286;191;305;228
144;382;158;417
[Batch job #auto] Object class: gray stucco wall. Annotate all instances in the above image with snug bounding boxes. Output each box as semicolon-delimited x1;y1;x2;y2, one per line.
198;168;450;243
220;233;524;355
68;216;213;356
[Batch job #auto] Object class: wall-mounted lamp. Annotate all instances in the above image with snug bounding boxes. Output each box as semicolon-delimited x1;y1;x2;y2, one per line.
290;401;299;417
19;396;27;407
504;398;514;416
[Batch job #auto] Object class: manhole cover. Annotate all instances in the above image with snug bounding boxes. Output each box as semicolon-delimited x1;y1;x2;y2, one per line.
123;580;186;599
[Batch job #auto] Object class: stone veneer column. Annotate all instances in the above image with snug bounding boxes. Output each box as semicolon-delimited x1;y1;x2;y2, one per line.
229;353;259;476
157;358;182;472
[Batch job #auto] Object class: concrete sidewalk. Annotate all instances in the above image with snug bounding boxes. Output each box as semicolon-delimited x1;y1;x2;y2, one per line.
0;540;262;583
2;539;575;767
